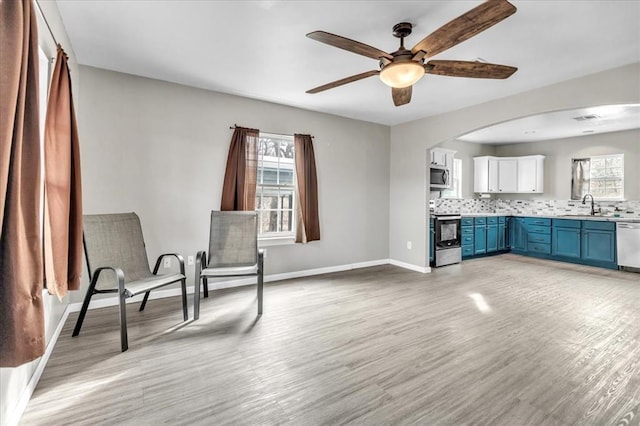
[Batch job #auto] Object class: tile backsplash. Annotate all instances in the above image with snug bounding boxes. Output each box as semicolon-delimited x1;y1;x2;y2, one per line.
431;198;640;218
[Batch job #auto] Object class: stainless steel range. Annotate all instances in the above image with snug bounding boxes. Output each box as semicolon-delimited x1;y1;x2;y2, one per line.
434;214;462;267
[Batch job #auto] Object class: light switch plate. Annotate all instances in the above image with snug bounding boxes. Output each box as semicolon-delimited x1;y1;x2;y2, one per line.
187;256;194;265
163;258;171;268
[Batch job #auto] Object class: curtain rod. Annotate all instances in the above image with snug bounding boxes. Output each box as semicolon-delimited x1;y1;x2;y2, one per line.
229;124;314;138
34;0;59;47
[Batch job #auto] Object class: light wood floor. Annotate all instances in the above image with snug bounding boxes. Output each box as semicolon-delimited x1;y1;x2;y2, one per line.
20;254;640;425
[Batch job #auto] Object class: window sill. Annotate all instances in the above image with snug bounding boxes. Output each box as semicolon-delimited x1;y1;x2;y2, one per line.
259;235;296;247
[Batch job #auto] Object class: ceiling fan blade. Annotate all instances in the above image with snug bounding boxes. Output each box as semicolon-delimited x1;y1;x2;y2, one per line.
306;70;380;94
412;0;517;58
307;31;394;61
392;86;412;106
425;60;517;79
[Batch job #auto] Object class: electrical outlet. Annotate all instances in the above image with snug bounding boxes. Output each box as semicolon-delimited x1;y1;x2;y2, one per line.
163;257;171;268
187;256;194;266
407;241;412;250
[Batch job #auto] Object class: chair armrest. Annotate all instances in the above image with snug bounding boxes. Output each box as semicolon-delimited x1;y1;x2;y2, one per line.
92;267;126;294
195;250;207;271
153;253;185;275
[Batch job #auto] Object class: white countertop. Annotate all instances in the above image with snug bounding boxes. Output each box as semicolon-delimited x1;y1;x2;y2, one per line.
434;212;640;223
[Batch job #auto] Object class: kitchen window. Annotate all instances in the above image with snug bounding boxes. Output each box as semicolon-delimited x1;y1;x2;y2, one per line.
571;154;624;200
440;158;462;199
256;133;296;240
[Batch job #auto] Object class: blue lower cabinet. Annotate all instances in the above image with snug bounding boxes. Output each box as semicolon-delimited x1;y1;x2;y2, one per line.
462;216;505;258
462;219;474;259
486;224;498;252
552;226;581;259
528;242;551;254
582;229;616;264
474;225;487;255
511;218;527;252
528;233;551;244
458;215;616;270
524;217;552;227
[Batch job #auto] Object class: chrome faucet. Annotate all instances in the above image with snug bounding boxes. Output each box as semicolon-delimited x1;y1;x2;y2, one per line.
582;193;595;215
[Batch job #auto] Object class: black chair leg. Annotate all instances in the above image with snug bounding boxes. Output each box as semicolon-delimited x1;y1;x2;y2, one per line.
72;277;98;337
194;256;202;321
194;277;201;321
257;252;264;316
203;277;209;298
118;290;128;352
139;291;151;312
180;278;188;321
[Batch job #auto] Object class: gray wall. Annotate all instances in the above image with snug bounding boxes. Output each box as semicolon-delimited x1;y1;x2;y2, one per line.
389;62;640;269
495;129;640;200
76;66;391;302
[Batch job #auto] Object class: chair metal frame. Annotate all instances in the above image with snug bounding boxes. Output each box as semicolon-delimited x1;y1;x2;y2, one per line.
193;211;264;320
72;214;188;352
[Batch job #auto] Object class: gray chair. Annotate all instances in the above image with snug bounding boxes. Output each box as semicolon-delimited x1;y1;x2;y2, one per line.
72;213;188;351
194;211;264;320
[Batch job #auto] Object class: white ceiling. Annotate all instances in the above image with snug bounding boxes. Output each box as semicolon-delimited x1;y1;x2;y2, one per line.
55;0;640;126
458;104;640;144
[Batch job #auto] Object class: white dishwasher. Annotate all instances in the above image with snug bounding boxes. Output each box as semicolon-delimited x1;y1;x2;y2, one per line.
616;222;640;269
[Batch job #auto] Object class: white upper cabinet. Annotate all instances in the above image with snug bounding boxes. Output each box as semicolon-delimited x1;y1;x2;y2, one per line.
473;155;545;193
498;159;518;193
474;157;490;193
488;158;499;192
430;148;456;168
517;156;544;193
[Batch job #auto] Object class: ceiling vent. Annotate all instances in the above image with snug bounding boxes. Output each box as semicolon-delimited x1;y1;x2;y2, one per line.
572;114;600;121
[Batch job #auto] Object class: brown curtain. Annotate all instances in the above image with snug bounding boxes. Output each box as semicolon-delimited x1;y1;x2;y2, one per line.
294;134;320;243
220;127;258;211
43;46;83;299
0;0;45;367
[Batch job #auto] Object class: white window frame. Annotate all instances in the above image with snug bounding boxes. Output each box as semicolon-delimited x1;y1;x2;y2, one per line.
256;133;296;245
587;154;625;201
440;158;462;199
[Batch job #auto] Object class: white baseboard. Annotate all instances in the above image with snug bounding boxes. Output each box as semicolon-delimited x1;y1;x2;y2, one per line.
389;259;431;274
6;305;71;426
69;258;393;313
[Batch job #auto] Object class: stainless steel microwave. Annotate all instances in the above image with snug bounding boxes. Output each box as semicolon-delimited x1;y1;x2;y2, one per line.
430;164;450;189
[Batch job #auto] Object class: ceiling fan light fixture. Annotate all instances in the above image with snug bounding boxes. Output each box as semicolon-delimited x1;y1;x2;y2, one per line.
379;61;424;88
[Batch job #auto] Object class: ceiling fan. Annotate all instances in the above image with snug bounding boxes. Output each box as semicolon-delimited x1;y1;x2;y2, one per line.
306;0;518;107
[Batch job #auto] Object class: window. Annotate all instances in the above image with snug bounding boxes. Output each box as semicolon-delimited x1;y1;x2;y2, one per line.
571;154;624;200
440;158;462;199
256;133;295;238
